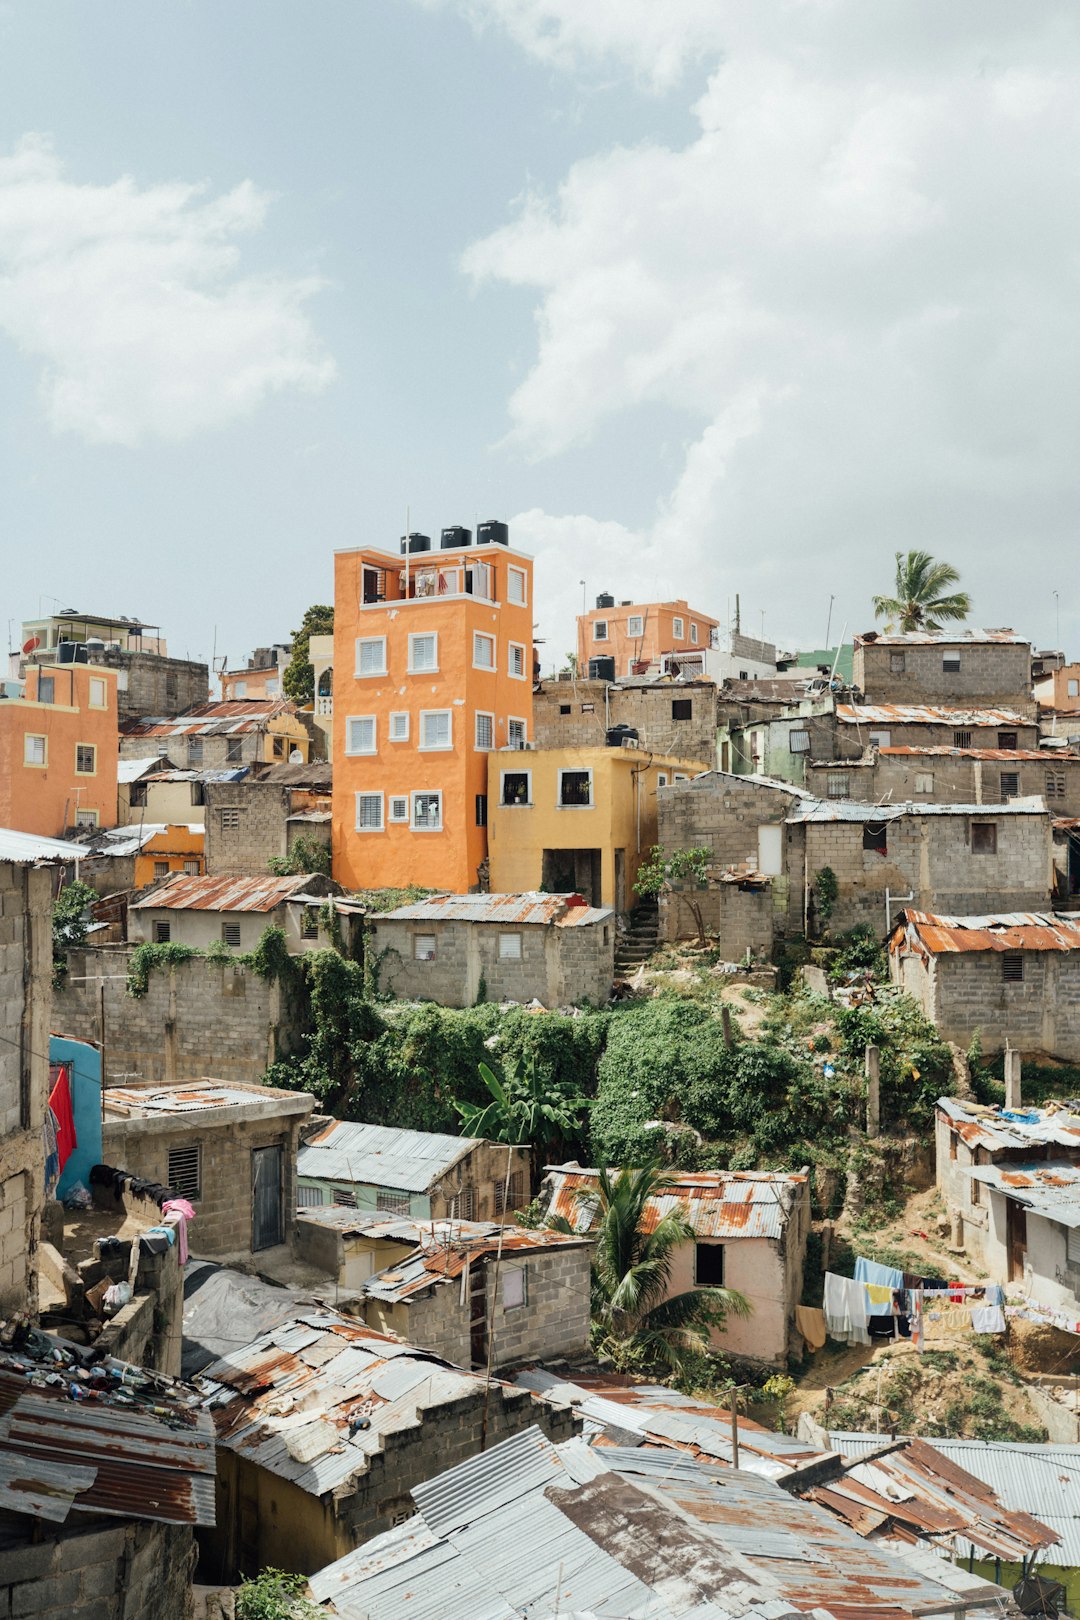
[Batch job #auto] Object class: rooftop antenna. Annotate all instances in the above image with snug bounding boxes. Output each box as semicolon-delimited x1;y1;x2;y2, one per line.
825;594;835;650
734;594;741;633
1054;590;1061;651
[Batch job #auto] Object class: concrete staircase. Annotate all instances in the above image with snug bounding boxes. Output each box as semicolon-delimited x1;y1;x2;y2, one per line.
614;899;659;975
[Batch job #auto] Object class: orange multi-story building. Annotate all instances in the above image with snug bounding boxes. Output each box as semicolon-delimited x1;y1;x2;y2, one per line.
577;595;720;679
0;661;119;836
332;527;534;891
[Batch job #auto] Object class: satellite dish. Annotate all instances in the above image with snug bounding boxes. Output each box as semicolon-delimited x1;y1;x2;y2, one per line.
289;749;303;764
22;636;40;655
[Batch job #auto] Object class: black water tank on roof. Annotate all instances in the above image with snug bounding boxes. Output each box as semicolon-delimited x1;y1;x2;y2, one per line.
589;656;616;681
399;532;432;555
477;519;509;547
606;723;638;747
596;593;615;610
441;526;472;550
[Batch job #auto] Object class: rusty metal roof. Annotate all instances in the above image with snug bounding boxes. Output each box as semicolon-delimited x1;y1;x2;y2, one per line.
104;1079;310;1118
120;698;296;737
544;1167;806;1240
967;1161;1080;1228
935;1097;1080;1154
375;891;613;927
837;703;1030;726
855;628;1027;646
130;871;323;912
362;1224;591;1304
789;798;1044;824
880;745;1073;761
898;909;1080;955
0;1331;215;1528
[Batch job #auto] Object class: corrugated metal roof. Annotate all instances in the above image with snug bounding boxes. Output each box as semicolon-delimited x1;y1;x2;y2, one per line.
120;698;296;737
0;1339;216;1528
105;1079;309;1117
362;1224;591;1304
543;1167;806;1240
117;755;166;783
194;1309;542;1498
936;1096;1080;1154
789;797;1045;824
838;703;1030;725
900;910;1080;955
0;826;81;864
829;1435;1080;1565
880;746;1074;761
376;892;613;927
966;1160;1080;1228
146;767;249;783
855;629;1027;647
297;1121;482;1193
131;871;320;912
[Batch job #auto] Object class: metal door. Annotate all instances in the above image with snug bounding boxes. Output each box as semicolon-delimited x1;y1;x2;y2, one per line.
252;1145;284;1252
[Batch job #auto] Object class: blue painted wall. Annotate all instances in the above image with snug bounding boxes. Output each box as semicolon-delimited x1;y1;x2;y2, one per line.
50;1035;102;1200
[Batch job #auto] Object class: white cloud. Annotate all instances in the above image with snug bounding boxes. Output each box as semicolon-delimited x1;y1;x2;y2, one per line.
0;136;334;445
463;6;1080;656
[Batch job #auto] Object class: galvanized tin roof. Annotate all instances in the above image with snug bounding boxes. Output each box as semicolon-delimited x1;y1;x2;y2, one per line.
543;1167;806;1240
117;755;166;783
120;698;296;737
362;1224;591;1304
788;797;1045;824
131;871;321;912
879;745;1072;761
104;1079;309;1117
901;910;1080;955
297;1120;482;1193
935;1097;1080;1154
837;703;1030;725
376;891;613;927
966;1161;1080;1228
855;629;1027;647
0;827;82;864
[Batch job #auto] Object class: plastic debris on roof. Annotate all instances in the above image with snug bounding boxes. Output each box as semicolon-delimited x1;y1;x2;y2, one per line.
298;1120;483;1193
0;1322;215;1527
898;910;1080;955
936;1096;1080;1153
544;1166;806;1240
131;871;330;912
837;702;1030;726
856;628;1027;646
376;891;613;927
104;1079;309;1117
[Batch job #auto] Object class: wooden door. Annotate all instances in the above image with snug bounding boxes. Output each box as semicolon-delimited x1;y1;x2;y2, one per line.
1007;1199;1028;1282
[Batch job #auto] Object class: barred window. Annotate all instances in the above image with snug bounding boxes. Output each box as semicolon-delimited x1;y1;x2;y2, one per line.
297;1184;323;1208
1002;953;1024;982
453;1185;475;1220
494;1172;524;1215
376;1190;411;1216
167;1144;201;1201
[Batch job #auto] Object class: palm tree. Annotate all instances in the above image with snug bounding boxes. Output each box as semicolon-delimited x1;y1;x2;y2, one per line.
555;1162;750;1377
872;550;971;633
453;1058;588;1193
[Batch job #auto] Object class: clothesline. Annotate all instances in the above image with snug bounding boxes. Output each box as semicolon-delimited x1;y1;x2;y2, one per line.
820;1257;1007;1351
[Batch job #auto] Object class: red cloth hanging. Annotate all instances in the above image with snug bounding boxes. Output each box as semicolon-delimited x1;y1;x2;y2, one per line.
48;1066;77;1170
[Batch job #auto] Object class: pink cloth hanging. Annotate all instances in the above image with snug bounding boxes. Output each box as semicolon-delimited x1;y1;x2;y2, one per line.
162;1197;195;1265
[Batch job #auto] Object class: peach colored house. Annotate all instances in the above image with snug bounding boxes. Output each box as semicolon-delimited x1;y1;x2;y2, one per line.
332;528;534;892
0;662;119;837
577;596;720;679
543;1165;810;1366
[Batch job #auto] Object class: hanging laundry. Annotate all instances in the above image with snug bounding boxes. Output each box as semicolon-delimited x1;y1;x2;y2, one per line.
854;1256;905;1290
162;1198;195;1265
985;1284;1005;1307
824;1272;870;1346
864;1282;893;1307
970;1305;1007;1334
48;1068;77;1170
795;1305;827;1351
43;1108;60;1195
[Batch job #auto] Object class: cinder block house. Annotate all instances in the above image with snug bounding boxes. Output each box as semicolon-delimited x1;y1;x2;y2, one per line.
128;870;346;953
533;676;719;768
102;1078;315;1258
370;891;615;1007
807;745;1080;816
542;1166;810;1366
204;763;332;877
297;1119;531;1223
891;909;1080;1059
853;628;1034;713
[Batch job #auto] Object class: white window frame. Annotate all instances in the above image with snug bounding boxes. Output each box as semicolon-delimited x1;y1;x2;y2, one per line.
389;711;410;742
673;772;690;782
355;792;384;832
500;768;532;807
868;730;891;748
1070;679;1080;698
672;616;684;639
508;641;527;680
499;932;523;960
356;636;387;677
412;790;443;831
408;632;439;674
690;621;699;644
558;767;594;808
414;934;437;961
345;715;377;755
593;620;608;642
388;794;409;823
88;676;107;709
627;614;644;638
419;709;452;751
914;772;935;794
475;711;494;751
507;566;527;605
24;733;47;767
75;808;99;828
508;716;527;748
473;632;495;670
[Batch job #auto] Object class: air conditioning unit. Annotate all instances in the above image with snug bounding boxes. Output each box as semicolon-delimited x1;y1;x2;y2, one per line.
620;737;640;749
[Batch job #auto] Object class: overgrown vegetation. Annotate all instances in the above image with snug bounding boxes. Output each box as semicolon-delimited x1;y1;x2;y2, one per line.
282;603;333;707
453;1057;589;1190
236;1567;320;1620
828;1341;1047;1441
51;879;99;986
268;834;331;877
634;845;712;945
126;926;298;998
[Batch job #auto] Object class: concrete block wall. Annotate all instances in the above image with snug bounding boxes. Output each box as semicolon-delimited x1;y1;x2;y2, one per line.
854;640;1034;711
534;679;718;766
830;718;1040;756
120;730;265;768
922;950;1080;1060
0;862;52;1315
373;916;615;1009
100;648;210;722
807;751;1080;814
0;1518;196;1620
55;946;305;1087
205;780;291;875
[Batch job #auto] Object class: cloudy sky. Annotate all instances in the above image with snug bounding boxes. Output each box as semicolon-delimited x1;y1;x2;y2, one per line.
2;1;1078;672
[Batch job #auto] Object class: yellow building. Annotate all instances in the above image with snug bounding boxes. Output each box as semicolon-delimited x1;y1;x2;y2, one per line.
487;745;701;913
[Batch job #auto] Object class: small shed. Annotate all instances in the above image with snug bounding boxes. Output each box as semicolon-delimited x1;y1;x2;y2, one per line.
370;890;615;1008
128;870;348;953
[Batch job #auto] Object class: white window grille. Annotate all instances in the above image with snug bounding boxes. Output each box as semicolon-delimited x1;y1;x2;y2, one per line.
389;711;410;741
499;933;522;960
167;1144;201;1201
409;633;438;673
473;633;495;669
346;716;376;754
475;712;494;751
419;710;452;750
356;792;384;831
356;637;387;677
